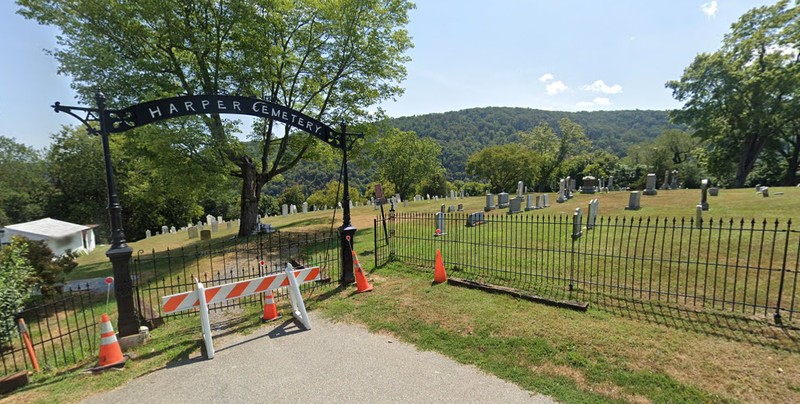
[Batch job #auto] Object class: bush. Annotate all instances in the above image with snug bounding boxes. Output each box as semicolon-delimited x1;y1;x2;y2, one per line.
17;238;77;298
0;239;34;343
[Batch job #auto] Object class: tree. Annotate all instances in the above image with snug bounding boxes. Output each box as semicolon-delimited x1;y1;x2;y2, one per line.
466;144;537;193
19;0;414;236
666;1;800;187
0;136;52;226
519;117;591;191
307;180;362;209
371;129;445;199
46;127;108;238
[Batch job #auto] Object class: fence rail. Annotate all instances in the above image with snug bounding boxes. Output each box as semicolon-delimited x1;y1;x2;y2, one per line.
376;212;799;325
133;230;341;324
1;287;98;377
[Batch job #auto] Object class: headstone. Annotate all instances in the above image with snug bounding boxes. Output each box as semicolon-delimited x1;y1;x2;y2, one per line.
572;208;583;238
760;186;770;197
696;204;703;229
581;176;597;194
450;190;456;200
211;221;219;232
426;194;430;200
587;199;599;229
260;223;276;233
516;181;524;198
200;229;211;240
626;191;641;210
608;176;614;190
448;205;456;213
569;178;576;193
404;200;408;208
700;179;709;210
484;193;496;212
466;211;486;227
434;212;446;236
187;226;198;239
643;173;658;195
349;200;353;209
217;216;223;224
671;170;678;189
536;195;544;209
525;194;535;211
161;225;168;234
557;179;567;203
302;202;308;213
440;204;446;213
708;187;719;196
170;226;176;233
291;204;297;214
206;215;216;225
497;192;510;208
543;194;550;207
457;203;463;211
282;204;288;216
460;190;465;199
226;221;232;229
145;229;152;238
660;169;670;190
508;197;523;214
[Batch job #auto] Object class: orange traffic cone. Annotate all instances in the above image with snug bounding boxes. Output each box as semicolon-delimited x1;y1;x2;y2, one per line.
352;250;373;293
434;249;447;284
262;291;282;322
91;313;126;371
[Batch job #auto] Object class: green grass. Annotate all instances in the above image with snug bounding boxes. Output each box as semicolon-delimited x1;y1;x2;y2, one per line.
14;187;796;403
314;263;795;403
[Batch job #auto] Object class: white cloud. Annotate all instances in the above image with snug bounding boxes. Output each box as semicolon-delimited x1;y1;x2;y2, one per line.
581;80;623;94
546;80;568;95
576;101;595;108
701;1;718;17
538;73;554;82
593;97;611;106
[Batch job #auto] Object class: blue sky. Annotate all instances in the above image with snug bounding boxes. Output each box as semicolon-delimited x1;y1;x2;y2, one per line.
0;1;773;150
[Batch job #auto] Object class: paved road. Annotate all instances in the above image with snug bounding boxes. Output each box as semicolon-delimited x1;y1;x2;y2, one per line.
83;312;555;404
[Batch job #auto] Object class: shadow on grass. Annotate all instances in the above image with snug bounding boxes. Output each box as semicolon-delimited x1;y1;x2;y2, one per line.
423;267;800;353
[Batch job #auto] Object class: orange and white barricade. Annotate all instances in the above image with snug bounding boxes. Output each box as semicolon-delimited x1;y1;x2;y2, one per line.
161;263;320;359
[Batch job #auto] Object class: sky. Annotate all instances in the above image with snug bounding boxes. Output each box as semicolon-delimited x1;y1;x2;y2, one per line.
0;0;775;150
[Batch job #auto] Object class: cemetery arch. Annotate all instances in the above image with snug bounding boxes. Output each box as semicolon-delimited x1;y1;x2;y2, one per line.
54;93;361;336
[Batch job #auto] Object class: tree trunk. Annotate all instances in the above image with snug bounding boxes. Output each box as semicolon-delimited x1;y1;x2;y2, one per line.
784;134;800;186
734;133;765;188
237;157;262;237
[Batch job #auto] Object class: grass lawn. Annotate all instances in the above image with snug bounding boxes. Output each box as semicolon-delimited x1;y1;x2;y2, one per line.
13;186;797;403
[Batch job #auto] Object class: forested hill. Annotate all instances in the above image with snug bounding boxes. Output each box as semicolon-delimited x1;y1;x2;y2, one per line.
387;107;681;180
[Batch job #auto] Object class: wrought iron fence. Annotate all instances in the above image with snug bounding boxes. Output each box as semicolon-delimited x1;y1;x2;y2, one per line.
1;287;98;377
376;212;799;325
133;230;341;325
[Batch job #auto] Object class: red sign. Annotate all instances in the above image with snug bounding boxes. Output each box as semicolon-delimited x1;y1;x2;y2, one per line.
105;277;114;285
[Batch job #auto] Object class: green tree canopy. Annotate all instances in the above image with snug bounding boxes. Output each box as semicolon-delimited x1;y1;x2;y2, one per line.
0;136;52;226
519;117;591;191
666;0;800;187
466;143;537;193
371;129;445;199
19;0;414;236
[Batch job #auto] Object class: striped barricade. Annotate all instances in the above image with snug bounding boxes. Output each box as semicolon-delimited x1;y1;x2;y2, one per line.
161;263;320;359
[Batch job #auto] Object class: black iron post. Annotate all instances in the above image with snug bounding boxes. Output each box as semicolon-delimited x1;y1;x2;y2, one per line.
95;92;139;336
339;123;356;284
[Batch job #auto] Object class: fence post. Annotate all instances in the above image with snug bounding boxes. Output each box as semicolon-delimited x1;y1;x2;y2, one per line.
373;218;378;270
570;208;583;291
774;219;792;325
